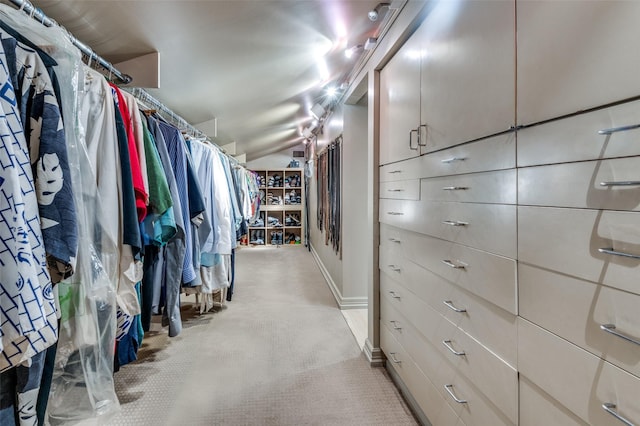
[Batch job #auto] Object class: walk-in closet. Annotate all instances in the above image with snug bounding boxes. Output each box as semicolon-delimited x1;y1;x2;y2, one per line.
1;1;639;425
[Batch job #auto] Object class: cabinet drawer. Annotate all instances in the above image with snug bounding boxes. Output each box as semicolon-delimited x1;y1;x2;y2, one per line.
518;157;640;210
380;226;517;314
411;201;517;258
380;158;424;183
379;245;517;366
519;318;640;426
379;179;420;200
420;133;516;178
518;206;640;295
380;323;464;426
519;263;640;378
421;169;516;204
379;199;419;229
518;99;640;167
517;1;640;126
383;305;515;426
520;377;588;426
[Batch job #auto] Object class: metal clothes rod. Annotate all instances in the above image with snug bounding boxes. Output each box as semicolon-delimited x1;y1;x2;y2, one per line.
8;0;133;84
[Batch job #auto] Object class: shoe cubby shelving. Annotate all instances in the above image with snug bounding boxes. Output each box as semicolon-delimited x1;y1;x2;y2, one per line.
249;168;305;246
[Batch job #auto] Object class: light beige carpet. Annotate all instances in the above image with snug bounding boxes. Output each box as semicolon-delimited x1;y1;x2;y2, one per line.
106;246;418;426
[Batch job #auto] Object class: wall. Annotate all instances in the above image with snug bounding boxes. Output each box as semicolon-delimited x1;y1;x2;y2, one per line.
308;104;345;306
245;144;305;170
340;100;368;306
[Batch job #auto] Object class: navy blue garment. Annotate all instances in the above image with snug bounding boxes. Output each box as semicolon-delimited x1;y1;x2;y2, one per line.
0;351;46;425
113;101;142;257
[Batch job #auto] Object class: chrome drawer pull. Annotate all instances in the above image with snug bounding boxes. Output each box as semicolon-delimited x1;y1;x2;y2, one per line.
441;157;466;164
443;300;467;313
387;212;404;216
389;352;402;364
443;340;465;356
388;290;401;300
442;220;468;227
597;123;640;135
600;181;640;186
600;324;640;346
417;124;428;147
388;170;403;174
388;265;401;273
442;259;466;269
388;238;402;243
598;247;640;260
444;384;467;404
442;186;469;191
602;403;634;426
387;189;405;192
390;320;402;331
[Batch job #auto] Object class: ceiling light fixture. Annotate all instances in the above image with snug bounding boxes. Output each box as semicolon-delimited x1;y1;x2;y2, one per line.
310;103;326;121
344;44;363;59
368;2;390;21
326;86;338;98
364;37;378;50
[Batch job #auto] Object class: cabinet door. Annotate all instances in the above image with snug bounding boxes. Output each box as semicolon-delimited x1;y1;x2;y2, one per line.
379;28;422;165
420;0;515;152
518;1;640;125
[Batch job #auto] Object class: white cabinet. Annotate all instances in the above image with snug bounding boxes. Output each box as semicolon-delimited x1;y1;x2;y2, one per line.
379;27;422;165
420;0;515;152
517;1;640;125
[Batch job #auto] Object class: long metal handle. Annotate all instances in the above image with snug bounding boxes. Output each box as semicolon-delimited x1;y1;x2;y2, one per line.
598;123;640;135
443;340;465;356
443;300;467;313
417;124;428;147
602;403;634;426
387;189;405;192
598;247;640;260
388;265;401;273
444;384;467;404
388;290;401;299
388;170;403;174
442;259;466;269
409;129;419;151
442;220;468;227
387;212;404;216
441;157;466;164
389;352;401;364
600;181;640;186
388;238;402;243
390;320;402;331
600;324;640;346
442;186;469;191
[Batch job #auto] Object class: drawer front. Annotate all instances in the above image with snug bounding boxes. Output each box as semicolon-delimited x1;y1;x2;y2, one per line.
518;157;640;211
380;323;463;426
517;1;640;126
379;245;517;366
421;169;517;204
380;157;424;183
378;198;419;229
519;263;640;378
419;133;516;178
517;99;640;167
518;318;640;426
384;304;515;426
411;201;517;258
518;206;640;295
520;377;588;426
379;179;420;200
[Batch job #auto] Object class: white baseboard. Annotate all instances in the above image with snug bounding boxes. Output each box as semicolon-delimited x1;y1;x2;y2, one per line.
310;245;368;310
363;338;386;367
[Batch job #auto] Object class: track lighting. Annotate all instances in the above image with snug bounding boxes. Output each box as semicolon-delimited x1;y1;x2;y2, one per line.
368;2;390;21
344;44;363;59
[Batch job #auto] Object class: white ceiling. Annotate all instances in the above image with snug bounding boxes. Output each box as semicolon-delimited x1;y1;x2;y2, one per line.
19;0;396;161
